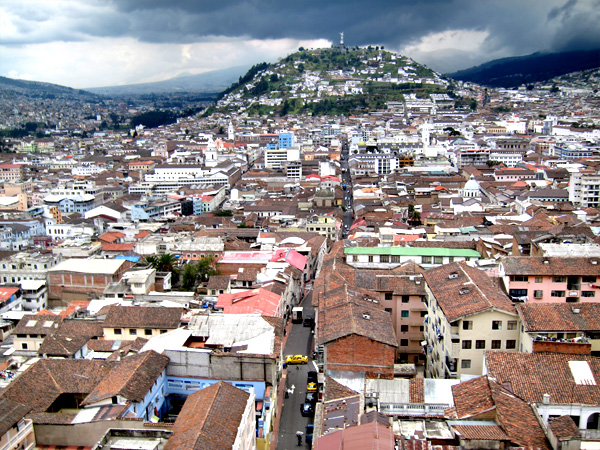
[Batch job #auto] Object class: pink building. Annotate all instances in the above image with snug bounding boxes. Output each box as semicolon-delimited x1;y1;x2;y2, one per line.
500;256;600;303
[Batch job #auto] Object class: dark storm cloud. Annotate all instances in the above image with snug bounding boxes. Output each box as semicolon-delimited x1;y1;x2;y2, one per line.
104;0;600;56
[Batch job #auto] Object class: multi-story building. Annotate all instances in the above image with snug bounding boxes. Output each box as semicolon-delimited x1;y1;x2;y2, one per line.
47;258;134;301
456;148;490;169
344;246;481;270
569;168;600;208
423;261;519;378
0;285;23;315
20;279;47;312
0;251;62;284
517;302;600;355
0;163;24;182
499;256;600;303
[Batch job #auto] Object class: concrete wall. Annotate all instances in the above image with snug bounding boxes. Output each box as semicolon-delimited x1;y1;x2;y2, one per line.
34;419;171;447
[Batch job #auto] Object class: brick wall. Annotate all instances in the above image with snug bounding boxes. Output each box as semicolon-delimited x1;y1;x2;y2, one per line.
326;334;395;378
532;341;591;355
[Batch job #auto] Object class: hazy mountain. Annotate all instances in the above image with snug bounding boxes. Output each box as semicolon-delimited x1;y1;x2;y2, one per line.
447;48;600;88
0;76;98;99
85;65;251;96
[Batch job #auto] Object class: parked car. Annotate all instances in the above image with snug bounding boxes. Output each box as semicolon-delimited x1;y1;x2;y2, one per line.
305;392;317;404
303;317;314;327
305;424;314;445
285;354;308;364
307;370;318;383
300;402;315;417
307;382;317;392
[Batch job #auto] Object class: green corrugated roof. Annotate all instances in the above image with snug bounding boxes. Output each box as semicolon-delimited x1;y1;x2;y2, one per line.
344;247;481;257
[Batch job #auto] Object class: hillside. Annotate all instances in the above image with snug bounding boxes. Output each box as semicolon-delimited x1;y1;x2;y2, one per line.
85;65;249;96
448;48;600;88
0;76;98;100
207;46;454;117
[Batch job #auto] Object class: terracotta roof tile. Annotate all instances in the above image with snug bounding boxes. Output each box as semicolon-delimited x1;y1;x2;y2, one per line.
103;306;184;329
491;382;550;450
451;376;495;419
423;262;515;322
165;381;250;450
324;375;359;402
82;350;169;405
518;302;600;332
486;351;600;406
317;285;398;347
549;415;580;440
451;424;509;441
409;378;424;403
502;256;600;276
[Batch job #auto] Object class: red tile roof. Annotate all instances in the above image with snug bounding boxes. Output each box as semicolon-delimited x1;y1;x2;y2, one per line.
164;381;250;450
518;302;600;332
424;262;515;322
486;351;600;406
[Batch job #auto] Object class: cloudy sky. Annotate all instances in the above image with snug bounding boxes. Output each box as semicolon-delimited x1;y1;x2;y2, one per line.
1;0;599;89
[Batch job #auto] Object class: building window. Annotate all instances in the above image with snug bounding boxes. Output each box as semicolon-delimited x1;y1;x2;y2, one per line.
461;360;471;369
145;329;152;336
535;277;543;283
160;329;167;334
385;308;393;314
462;340;472;349
506;340;516;349
400;339;408;347
492;321;502;330
582;276;597;283
402;295;410;303
491;340;502;349
553;276;566;283
368;256;374;263
401;325;408;332
21;343;28;350
582;291;596;297
434;256;443;264
380;255;389;263
511;275;529;282
114;328;122;335
401;310;409;318
352;255;358;262
476;340;486;349
463;320;473;330
384;292;393;300
508;288;528;299
551;291;565;297
534;290;543;298
422;256;432;264
129;329;137;335
507;321;518;330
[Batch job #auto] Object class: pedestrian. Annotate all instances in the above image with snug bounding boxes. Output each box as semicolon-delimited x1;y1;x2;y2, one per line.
296;430;303;446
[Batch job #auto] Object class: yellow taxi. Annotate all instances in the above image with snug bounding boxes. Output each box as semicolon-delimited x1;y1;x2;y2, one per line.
285;354;308;365
307;382;317;392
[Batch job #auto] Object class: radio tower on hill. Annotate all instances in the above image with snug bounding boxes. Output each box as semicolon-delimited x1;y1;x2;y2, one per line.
339;32;346;54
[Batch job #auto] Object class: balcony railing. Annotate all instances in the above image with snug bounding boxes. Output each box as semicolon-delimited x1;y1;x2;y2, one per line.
379;402;450;416
4;419;34;450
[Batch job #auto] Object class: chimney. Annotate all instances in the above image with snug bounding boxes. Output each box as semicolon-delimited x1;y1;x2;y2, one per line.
542;393;550;404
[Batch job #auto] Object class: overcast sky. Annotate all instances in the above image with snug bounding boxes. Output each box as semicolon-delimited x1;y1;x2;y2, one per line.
1;0;599;89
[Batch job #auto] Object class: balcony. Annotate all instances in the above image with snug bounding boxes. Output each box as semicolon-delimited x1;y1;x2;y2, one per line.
4;419;34;450
379;402;451;416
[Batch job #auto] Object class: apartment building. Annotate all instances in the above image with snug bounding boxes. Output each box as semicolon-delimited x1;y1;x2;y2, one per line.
423;262;519;378
499;256;600;303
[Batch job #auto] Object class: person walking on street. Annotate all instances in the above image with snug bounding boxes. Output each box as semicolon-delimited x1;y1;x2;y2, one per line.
296;430;303;446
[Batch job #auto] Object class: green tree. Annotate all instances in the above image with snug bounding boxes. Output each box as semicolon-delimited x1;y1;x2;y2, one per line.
145;253;179;284
181;255;218;291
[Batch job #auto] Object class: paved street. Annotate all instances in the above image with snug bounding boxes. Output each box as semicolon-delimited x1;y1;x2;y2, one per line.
276;291;316;450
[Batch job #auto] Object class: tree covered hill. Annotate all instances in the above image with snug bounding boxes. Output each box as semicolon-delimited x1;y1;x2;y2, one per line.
206;46;455;117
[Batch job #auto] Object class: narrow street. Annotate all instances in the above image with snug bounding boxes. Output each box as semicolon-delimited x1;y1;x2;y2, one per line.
275;290;316;450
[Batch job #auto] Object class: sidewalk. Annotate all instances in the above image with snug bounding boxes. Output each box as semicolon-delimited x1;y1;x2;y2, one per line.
270;317;294;450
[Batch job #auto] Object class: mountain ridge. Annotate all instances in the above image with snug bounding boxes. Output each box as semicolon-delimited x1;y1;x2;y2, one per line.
447;48;600;87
